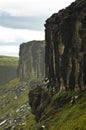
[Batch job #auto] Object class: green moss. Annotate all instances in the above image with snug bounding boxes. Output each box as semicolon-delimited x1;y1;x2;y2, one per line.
44;91;86;130
25;91;86;130
17;114;37;130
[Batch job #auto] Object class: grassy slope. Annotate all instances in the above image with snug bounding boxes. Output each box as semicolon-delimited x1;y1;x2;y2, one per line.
43;92;86;130
18;91;86;130
0;78;30;129
0;55;18;66
1;79;85;130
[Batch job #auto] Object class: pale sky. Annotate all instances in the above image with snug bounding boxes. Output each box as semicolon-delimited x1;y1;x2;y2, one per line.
0;0;75;57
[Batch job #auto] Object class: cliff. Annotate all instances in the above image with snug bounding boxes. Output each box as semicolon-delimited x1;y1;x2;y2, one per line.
0;56;18;85
18;40;45;81
29;0;86;124
45;0;86;92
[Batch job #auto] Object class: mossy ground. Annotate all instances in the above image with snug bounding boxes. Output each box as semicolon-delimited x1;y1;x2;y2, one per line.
18;90;86;130
40;91;86;130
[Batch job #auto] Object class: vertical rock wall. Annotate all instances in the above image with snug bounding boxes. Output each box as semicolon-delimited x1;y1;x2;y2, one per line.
45;0;86;91
18;41;45;81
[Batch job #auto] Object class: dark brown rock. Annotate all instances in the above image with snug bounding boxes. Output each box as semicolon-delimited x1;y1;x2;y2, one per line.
29;85;51;121
45;0;86;91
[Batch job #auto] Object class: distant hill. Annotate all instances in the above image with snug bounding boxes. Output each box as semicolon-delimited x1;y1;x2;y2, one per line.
0;55;18;66
0;56;18;85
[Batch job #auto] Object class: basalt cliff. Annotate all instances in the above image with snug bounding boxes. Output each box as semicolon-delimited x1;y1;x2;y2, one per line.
45;0;86;92
18;40;45;81
29;0;86;124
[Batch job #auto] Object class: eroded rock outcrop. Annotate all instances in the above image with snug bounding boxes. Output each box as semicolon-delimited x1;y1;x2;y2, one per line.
45;0;86;92
29;86;51;121
18;40;45;81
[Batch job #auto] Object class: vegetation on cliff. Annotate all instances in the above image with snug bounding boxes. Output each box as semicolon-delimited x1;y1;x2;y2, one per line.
17;89;86;130
39;91;86;130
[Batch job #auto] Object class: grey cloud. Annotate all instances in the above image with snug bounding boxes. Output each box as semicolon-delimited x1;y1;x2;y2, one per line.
0;10;47;31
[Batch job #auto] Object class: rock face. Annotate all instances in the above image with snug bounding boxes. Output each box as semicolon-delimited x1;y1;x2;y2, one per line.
29;86;51;121
45;0;86;91
18;41;45;81
29;0;86;122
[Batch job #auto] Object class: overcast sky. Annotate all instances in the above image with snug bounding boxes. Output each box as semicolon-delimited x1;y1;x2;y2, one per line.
0;0;75;57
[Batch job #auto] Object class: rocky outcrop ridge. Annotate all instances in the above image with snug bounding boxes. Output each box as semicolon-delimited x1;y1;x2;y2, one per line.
18;40;45;81
45;0;86;92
